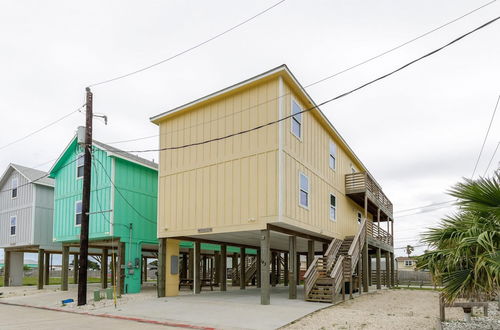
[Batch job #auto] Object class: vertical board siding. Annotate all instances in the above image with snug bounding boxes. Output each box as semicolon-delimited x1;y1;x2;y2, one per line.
0;170;33;247
53;143;112;242
158;79;279;236
33;184;55;246
113;158;157;243
282;81;371;238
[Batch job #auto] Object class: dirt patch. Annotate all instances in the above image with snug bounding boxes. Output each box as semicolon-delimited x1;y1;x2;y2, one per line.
283;289;463;330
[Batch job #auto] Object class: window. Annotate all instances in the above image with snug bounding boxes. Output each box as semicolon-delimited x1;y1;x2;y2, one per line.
357;211;362;224
404;260;413;267
10;216;16;236
329;194;337;221
11;178;18;198
75;200;82;226
299;172;309;208
76;153;84;178
329;142;336;170
291;100;302;139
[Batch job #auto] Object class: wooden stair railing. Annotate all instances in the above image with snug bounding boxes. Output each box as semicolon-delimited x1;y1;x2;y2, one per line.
324;238;343;274
304;256;321;298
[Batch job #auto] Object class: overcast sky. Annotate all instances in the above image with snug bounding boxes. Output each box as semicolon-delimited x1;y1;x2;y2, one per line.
1;0;499;261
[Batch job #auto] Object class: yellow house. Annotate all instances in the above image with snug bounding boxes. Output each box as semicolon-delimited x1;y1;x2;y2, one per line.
151;65;395;304
396;257;417;271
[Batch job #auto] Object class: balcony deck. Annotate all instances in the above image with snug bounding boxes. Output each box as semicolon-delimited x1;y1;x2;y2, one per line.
345;172;393;249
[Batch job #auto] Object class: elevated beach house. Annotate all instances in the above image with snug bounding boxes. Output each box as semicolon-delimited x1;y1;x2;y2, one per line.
49;134;158;294
151;65;395;304
0;164;56;288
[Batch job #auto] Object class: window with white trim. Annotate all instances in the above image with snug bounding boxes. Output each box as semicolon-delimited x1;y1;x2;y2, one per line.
357;211;362;224
299;172;309;208
10;216;16;236
291;100;302;139
329;194;337;221
329;141;336;170
404;260;413;267
11;178;18;198
75;200;82;226
76;153;84;178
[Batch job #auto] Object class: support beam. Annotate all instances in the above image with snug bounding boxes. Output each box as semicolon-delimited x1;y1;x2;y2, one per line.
260;229;270;305
61;245;69;291
101;249;108;289
44;252;50;286
144;257;148;282
110;254;116;287
157;238;166;297
271;251;277;287
296;253;300;283
362;242;369;292
368;255;372;286
231;253;238;286
376;248;381;290
276;253;281;285
239;247;246;290
188;248;194;280
288;236;297;299
37;249;44;290
220;244;227;291
3;250;10;287
283;253;289;287
385;251;390;288
307;240;314;268
256;249;261;288
194;241;201;294
117;242;125;296
73;254;79;284
390;252;395;287
357;256;362;295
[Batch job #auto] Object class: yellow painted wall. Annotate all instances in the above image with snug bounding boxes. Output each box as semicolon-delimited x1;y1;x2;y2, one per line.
280;80;374;239
166;239;180;296
157;78;280;237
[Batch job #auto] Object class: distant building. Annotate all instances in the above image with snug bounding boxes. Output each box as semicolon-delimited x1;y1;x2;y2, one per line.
395;256;417;271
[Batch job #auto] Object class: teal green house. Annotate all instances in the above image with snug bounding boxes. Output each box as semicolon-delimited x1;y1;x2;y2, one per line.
49;136;158;294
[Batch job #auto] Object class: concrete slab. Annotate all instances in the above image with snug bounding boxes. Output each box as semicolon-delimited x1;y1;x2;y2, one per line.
0;284;331;329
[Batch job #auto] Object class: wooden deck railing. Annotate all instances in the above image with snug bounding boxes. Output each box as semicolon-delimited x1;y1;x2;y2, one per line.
304;256;321;298
347;218;366;269
366;220;392;246
345;172;393;215
324;238;343;273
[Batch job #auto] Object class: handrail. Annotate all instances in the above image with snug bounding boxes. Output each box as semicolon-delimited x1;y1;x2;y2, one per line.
366;220;392;246
325;239;343;273
304;256;321;297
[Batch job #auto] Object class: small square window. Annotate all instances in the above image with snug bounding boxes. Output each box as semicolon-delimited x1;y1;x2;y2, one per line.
329;142;336;170
299;172;309;208
329;194;336;221
357;212;362;224
291;100;302;139
11;178;18;199
75;200;82;226
77;153;84;178
10;216;16;236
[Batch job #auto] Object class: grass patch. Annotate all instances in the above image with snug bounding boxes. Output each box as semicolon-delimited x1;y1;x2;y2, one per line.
0;276;101;287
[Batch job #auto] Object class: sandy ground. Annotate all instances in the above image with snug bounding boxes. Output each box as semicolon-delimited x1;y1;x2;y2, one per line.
283;289;465;330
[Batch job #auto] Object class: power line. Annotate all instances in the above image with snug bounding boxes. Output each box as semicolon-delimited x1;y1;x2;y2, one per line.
394;200;455;214
105;1;497;146
92;153;156;226
116;16;500;154
0;104;85;151
88;0;287;87
483;141;500;176
395;204;454;218
304;0;498;89
471;94;500;178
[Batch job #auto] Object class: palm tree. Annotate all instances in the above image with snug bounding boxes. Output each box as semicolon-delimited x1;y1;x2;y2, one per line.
405;245;414;258
417;173;500;316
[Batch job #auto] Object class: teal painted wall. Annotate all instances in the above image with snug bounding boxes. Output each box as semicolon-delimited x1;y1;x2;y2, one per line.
52;141;112;242
113;158;158;294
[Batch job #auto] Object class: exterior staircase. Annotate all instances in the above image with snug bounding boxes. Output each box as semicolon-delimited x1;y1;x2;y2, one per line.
232;257;257;285
305;218;367;302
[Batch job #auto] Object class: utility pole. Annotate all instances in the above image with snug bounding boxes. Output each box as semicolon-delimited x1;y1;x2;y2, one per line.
77;87;93;306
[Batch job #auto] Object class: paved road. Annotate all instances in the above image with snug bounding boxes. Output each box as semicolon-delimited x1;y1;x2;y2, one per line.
0;304;176;330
